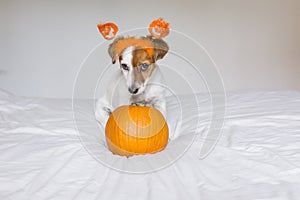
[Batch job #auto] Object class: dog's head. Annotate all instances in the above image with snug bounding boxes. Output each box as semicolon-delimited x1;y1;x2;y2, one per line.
108;36;168;95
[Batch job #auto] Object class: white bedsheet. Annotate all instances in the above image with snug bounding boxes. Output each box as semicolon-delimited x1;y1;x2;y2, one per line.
1;89;300;200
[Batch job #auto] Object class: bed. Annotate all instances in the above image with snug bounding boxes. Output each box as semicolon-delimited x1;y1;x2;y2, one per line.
1;88;300;199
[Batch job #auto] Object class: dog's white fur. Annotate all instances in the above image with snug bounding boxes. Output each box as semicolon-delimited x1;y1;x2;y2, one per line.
95;38;168;127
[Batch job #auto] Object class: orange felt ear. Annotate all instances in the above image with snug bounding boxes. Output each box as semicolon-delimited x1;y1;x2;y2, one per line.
97;22;119;40
148;18;170;39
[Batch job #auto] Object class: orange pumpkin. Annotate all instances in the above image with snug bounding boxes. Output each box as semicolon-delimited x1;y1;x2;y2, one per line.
105;105;169;156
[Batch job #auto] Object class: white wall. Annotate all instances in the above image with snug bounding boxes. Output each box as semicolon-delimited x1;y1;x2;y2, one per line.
0;0;299;98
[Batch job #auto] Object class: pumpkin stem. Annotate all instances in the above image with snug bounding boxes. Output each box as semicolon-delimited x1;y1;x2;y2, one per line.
131;102;146;107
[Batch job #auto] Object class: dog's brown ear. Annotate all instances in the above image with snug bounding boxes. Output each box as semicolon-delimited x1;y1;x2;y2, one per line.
152;38;169;61
108;41;118;64
108;37;125;64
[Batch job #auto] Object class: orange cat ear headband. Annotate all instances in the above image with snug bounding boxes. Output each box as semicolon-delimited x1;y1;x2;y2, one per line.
97;18;170;40
148;18;170;39
97;22;118;40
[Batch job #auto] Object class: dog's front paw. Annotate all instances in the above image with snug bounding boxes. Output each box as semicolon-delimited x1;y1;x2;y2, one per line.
95;106;111;127
95;98;113;127
103;107;112;115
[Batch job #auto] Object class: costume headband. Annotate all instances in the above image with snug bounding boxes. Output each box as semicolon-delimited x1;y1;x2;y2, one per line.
97;18;170;40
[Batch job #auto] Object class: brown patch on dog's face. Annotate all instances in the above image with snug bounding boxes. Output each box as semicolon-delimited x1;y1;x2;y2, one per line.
132;48;154;68
113;37;169;95
132;63;156;85
131;48;156;85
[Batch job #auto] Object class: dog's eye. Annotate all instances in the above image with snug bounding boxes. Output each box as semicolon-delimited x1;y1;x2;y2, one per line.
121;64;129;71
140;63;150;71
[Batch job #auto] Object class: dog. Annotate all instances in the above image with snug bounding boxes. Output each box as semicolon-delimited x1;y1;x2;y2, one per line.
95;35;169;127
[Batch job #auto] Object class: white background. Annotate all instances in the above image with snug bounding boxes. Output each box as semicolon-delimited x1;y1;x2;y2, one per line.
0;0;299;98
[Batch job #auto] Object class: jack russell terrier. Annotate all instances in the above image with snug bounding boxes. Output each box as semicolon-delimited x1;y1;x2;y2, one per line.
95;35;169;127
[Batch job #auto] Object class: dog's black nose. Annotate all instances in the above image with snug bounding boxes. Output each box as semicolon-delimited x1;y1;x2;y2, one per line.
128;87;139;94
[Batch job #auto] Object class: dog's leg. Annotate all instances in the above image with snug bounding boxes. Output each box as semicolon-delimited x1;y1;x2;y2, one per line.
95;96;113;127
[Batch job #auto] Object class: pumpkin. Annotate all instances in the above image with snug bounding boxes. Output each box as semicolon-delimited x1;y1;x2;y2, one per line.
105;105;169;156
